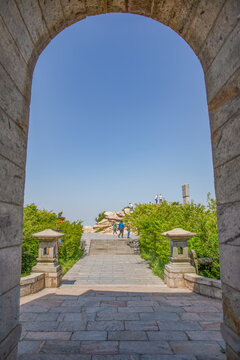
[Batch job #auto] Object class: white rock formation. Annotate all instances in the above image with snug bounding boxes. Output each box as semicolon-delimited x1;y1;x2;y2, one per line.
84;209;131;234
83;226;95;233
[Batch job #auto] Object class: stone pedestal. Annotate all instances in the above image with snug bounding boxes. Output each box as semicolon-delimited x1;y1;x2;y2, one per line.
31;229;64;288
31;261;62;288
162;228;196;288
164;261;196;288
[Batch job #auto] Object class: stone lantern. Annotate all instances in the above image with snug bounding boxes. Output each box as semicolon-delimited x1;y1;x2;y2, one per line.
31;229;64;287
162;228;196;288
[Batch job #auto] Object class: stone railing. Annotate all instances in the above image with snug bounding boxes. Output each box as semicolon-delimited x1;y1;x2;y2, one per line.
183;273;222;299
20;273;45;297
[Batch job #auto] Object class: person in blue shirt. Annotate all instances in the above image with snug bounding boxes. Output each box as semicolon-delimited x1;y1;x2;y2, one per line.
127;223;131;238
118;221;125;238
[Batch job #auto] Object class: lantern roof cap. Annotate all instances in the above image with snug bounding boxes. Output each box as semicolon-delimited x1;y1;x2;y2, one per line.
162;228;196;239
32;229;64;239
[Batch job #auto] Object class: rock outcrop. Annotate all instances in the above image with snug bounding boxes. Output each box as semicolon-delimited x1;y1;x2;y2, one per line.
83;209;131;234
83;226;95;233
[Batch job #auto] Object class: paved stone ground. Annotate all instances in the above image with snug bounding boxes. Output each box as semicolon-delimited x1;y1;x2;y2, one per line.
18;237;226;359
63;255;164;285
18;287;225;360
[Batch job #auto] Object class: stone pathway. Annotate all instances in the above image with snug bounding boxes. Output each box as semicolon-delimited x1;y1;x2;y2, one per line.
63;255;164;285
18;236;226;359
81;233;138;256
89;240;134;255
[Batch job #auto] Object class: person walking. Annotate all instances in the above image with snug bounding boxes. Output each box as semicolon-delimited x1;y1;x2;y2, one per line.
118;221;125;238
155;194;158;204
129;202;134;211
159;194;163;203
113;222;117;235
127;223;131;238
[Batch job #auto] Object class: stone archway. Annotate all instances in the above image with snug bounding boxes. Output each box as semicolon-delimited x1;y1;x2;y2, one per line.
0;1;239;359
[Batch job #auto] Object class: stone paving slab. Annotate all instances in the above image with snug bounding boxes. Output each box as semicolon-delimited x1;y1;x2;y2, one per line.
18;247;225;359
63;255;165;286
19;354;91;360
169;341;222;355
18;287;225;359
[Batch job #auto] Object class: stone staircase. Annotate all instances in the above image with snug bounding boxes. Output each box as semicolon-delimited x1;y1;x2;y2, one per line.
89;239;135;255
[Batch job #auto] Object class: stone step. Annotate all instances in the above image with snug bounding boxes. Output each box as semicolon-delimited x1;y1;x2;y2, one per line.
89;239;135;255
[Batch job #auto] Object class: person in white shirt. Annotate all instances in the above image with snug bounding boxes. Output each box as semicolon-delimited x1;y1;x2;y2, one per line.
129;202;134;211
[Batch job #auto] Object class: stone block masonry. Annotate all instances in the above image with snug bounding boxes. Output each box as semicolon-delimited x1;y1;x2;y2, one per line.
184;273;222;300
0;1;240;359
18;285;225;359
20;274;45;297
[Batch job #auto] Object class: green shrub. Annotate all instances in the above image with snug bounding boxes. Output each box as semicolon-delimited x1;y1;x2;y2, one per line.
95;211;106;224
58;219;83;262
22;204;83;275
124;195;219;279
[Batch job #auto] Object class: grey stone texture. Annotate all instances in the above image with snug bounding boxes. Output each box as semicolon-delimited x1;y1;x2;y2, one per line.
184;273;222;300
205;21;240;103
0;1;239;359
0;156;25;205
20;274;45;297
15;0;51;56
0;202;23;249
63;254;164;285
0;107;27;169
18;286;225;358
0;246;21;295
0;0;35;65
0;286;20;342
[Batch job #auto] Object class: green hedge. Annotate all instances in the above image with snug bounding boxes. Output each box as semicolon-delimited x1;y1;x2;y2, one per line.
124;195;219;279
22;204;83;275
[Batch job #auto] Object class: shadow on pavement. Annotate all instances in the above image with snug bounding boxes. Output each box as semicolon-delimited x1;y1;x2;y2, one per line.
18;288;225;359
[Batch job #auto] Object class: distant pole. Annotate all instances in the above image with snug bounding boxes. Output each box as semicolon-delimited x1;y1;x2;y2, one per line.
182;184;190;205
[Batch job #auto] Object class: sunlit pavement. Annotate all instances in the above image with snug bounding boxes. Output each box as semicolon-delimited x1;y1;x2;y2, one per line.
18;238;225;359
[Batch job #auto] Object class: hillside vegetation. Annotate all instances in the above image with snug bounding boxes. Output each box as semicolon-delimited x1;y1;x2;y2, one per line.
124;195;219;279
22;204;83;276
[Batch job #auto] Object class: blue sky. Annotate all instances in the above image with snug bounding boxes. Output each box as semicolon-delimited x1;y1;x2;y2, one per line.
25;13;215;225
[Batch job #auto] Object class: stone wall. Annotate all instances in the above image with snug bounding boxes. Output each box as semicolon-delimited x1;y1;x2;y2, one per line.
0;1;239;359
184;273;222;300
20;273;45;297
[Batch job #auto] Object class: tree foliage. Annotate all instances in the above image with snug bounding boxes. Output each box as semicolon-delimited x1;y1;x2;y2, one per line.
22;204;83;274
124;195;219;279
95;211;106;224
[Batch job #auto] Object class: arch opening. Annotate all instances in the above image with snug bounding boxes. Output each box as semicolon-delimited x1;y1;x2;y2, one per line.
26;13;214;226
0;1;239;359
